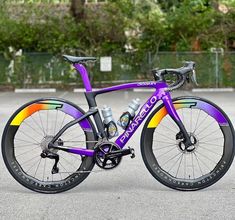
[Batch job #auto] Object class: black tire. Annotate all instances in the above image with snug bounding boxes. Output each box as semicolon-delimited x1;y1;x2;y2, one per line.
141;96;235;191
2;98;97;193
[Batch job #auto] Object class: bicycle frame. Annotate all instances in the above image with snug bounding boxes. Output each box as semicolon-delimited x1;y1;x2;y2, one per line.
49;63;190;157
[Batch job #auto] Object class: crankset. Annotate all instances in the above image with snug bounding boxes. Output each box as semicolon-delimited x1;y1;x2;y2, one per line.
94;141;135;170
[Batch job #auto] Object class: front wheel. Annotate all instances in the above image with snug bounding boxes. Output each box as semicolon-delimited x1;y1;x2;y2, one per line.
2;98;97;193
141;96;235;191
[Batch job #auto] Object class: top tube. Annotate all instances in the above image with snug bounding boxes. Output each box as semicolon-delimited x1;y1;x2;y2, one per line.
74;62;168;93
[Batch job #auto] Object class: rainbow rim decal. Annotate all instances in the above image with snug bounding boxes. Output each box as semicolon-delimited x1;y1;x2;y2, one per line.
147;99;228;128
10;100;92;130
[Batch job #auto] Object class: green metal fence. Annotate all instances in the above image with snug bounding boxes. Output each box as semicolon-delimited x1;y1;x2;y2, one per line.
151;51;235;88
0;51;234;89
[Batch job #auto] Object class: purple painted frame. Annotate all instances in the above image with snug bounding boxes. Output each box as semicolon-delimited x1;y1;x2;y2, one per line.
68;63;181;157
66;63;227;157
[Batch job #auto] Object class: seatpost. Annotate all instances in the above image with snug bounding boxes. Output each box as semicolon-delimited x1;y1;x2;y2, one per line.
73;63;92;92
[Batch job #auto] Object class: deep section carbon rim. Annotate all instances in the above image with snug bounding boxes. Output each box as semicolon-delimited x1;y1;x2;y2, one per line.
152;107;224;180
2;99;96;193
141;97;234;190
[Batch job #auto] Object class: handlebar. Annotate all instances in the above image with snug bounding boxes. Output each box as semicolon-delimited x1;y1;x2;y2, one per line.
151;61;198;91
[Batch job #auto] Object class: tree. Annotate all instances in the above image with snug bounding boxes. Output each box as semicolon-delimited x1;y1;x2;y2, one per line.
70;0;85;20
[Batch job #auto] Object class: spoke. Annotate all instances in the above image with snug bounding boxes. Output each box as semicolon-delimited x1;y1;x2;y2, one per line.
46;110;49;134
60;155;77;169
54;110;58;135
196;153;212;172
196;120;217;136
159;123;178;134
60;127;79;139
155;131;175;141
68;152;82;161
199;145;222;156
191;153;195;179
184;154;186;179
14;143;39;148
156;145;177;159
161;152;182;167
22;120;43;137
199;142;223;147
58;161;70;174
166;116;179;131
34;158;42;177
59;113;67;131
167;153;183;173
181;108;184;124
15;138;36;143
199;137;224;143
193;114;209;134
25;158;41;173
193;109;201;133
176;154;184;177
65;133;85;142
190;108;192;132
15;146;40;157
38;111;46;136
59;172;63;181
153;140;176;145
200;129;221;141
193;152;204;176
152;143;177;150
43;158;47;181
29;115;45;136
14;138;39;146
21;155;40;165
17;130;40;144
195;151;218;164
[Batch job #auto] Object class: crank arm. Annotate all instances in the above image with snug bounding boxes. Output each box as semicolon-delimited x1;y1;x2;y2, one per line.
105;147;135;159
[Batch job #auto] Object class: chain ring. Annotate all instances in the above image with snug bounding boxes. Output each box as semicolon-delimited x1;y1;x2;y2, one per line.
94;142;122;170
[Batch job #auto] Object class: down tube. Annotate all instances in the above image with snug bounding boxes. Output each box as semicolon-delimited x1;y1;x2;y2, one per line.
115;91;162;148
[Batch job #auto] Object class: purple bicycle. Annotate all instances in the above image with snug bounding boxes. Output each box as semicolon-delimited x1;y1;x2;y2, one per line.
2;55;235;193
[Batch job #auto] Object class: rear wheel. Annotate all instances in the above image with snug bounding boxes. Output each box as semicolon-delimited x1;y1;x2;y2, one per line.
2;98;97;193
141;97;235;191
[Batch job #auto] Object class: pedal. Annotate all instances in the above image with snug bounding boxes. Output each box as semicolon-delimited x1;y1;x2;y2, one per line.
129;147;135;158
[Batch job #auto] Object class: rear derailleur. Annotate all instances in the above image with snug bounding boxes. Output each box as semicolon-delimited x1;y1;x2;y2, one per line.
41;151;59;174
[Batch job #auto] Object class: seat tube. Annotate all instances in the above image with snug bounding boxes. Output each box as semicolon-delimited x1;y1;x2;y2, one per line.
74;63;92;92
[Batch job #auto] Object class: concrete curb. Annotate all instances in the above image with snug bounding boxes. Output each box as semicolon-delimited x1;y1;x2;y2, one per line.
192;88;234;92
73;88;100;92
15;88;56;93
14;87;234;93
133;88;155;92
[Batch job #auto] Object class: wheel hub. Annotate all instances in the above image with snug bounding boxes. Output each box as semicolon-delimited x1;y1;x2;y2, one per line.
177;133;198;154
40;135;58;153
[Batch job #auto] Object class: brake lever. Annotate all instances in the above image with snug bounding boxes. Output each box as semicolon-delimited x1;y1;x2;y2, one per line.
191;69;199;86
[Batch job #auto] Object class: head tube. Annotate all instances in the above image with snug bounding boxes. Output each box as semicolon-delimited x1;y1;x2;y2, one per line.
73;63;92;92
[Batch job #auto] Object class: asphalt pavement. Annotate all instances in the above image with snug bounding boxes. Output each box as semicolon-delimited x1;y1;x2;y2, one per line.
0;90;235;220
